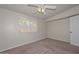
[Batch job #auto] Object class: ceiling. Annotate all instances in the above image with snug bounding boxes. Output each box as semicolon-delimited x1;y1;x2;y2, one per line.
0;4;78;20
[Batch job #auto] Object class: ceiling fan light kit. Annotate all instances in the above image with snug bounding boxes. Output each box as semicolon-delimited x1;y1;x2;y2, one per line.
38;8;44;13
27;4;56;15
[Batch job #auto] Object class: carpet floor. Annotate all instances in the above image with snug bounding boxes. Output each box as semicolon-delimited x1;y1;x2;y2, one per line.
1;38;79;54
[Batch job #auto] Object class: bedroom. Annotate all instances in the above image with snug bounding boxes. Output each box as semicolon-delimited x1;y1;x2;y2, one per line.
0;4;79;54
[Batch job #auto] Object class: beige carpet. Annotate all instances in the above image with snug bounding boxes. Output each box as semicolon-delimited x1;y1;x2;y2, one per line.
1;38;79;54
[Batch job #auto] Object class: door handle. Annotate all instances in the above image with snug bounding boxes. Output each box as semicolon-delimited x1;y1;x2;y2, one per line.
70;31;72;33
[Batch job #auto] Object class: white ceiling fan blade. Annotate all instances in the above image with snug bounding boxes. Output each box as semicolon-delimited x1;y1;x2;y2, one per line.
45;6;56;10
27;4;38;8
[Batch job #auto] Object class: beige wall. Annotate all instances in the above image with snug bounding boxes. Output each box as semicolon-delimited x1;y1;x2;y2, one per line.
47;18;70;42
0;8;46;52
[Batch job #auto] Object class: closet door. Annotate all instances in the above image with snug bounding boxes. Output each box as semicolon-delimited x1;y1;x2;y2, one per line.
70;15;79;47
47;18;70;42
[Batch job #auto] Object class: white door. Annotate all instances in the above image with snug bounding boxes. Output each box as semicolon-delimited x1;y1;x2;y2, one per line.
47;18;70;42
70;15;79;47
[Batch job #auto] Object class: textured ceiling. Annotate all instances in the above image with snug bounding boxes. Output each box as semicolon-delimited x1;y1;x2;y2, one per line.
0;4;78;20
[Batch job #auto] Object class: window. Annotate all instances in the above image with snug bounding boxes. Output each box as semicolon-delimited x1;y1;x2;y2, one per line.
17;18;37;32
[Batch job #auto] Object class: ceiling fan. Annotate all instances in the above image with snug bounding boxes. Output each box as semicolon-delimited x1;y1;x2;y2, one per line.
27;4;56;15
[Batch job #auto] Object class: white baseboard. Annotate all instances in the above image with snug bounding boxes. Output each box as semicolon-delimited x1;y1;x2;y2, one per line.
0;38;45;52
47;38;70;43
70;42;79;47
